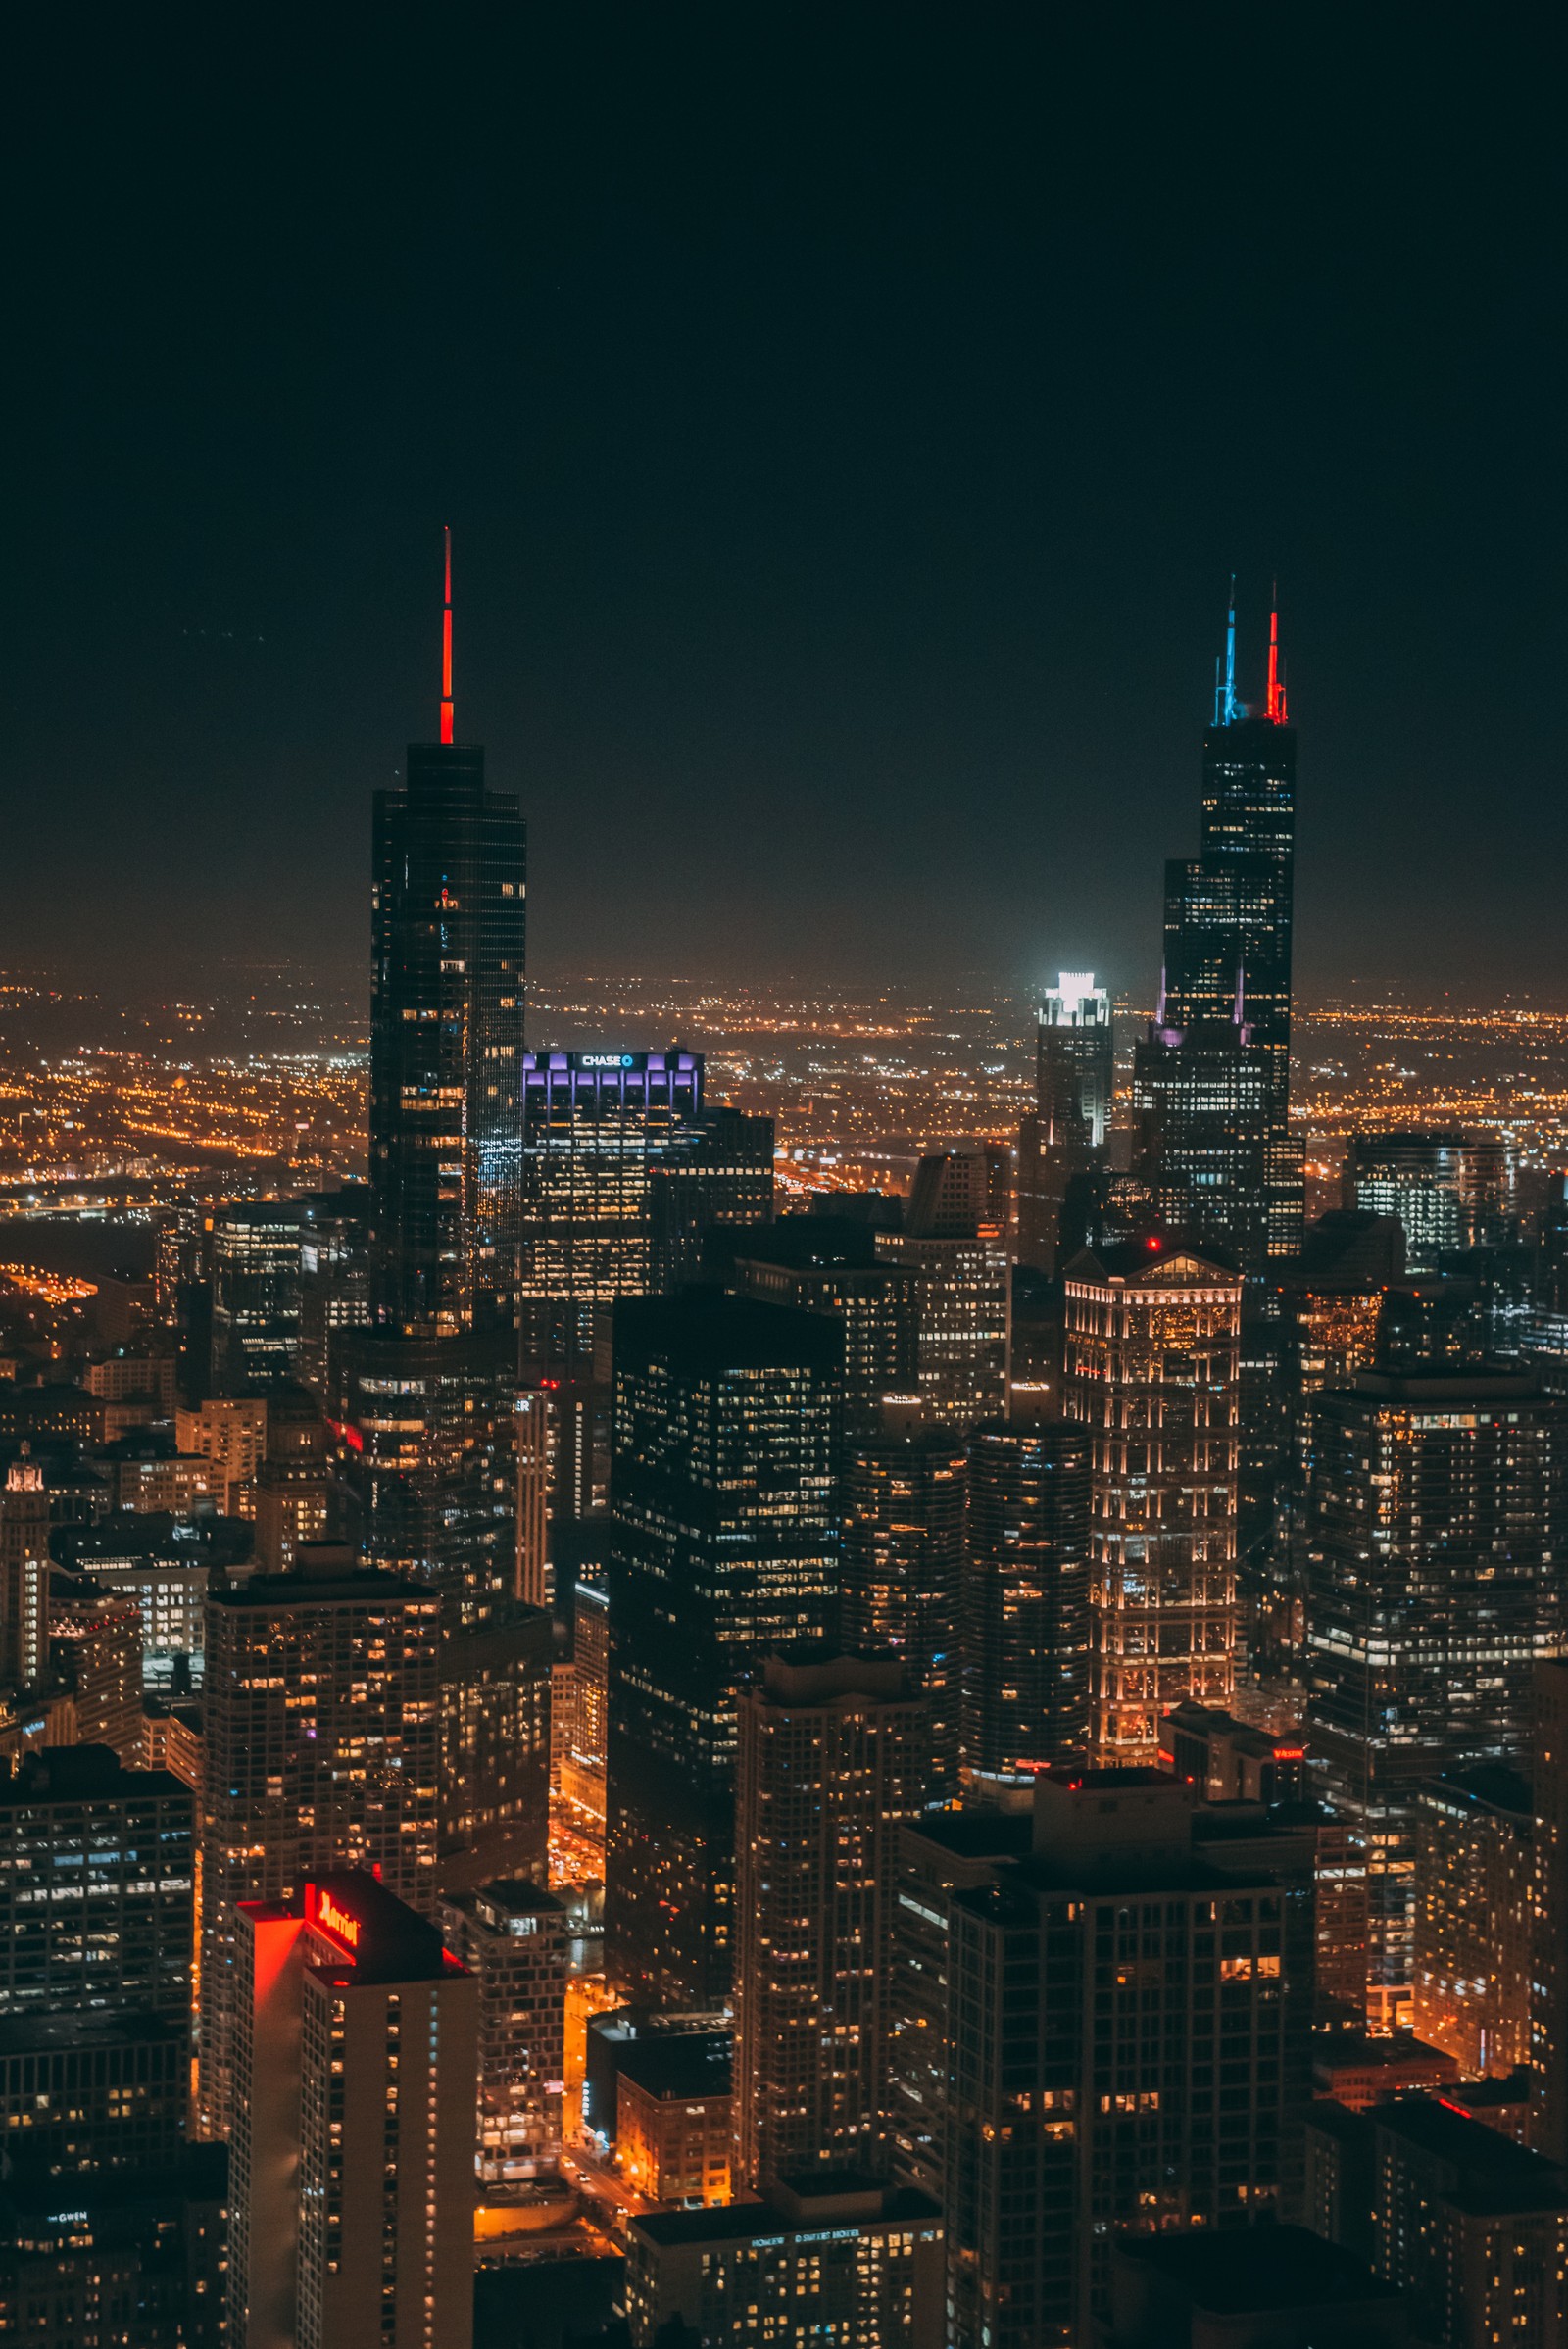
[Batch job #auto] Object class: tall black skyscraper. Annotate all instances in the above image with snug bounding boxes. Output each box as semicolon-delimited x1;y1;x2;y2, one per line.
1144;587;1300;1270
369;530;527;1337
604;1291;841;2007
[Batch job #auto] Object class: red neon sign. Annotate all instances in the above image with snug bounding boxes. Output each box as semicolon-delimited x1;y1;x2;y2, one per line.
309;1884;362;1954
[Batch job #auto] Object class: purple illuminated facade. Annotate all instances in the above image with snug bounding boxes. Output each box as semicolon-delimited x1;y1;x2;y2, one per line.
516;1050;708;1369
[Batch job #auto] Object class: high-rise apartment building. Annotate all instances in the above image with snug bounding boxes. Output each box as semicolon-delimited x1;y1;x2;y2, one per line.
228;1871;476;2349
1305;1368;1568;2027
0;1745;193;2021
647;1104;775;1294
441;1878;568;2185
437;1599;552;1894
730;1217;917;1435
1412;1766;1533;2080
843;1420;966;1798
732;1650;926;2191
605;1292;841;2007
625;2176;944;2349
876;1151;1009;1427
1062;1239;1243;1759
0;1453;51;1687
209;1198;304;1389
887;1796;1033;2205
369;532;525;1338
198;1549;442;2137
516;1050;706;1369
1534;1658;1568;2165
946;1769;1310;2349
961;1418;1092;1774
1306;2096;1568;2349
1016;973;1113;1273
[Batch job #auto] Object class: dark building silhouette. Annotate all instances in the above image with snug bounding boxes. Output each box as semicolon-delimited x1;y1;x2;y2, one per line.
946;1769;1312;2349
369;531;525;1337
605;1292;842;2007
1305;1368;1568;2031
843;1418;966;1797
960;1418;1092;1773
729;1217;916;1436
1151;590;1300;1264
732;1650;926;2190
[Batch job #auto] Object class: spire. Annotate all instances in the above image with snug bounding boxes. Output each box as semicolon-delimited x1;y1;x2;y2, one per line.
1216;574;1239;727
440;525;455;745
1265;583;1288;724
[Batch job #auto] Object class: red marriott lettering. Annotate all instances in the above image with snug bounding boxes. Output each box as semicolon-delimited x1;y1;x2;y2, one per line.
311;1886;361;1953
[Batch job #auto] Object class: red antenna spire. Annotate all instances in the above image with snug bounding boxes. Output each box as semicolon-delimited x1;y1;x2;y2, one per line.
1266;585;1288;724
440;525;455;744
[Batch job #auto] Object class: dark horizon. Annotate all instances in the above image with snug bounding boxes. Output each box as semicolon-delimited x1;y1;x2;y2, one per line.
6;12;1566;1008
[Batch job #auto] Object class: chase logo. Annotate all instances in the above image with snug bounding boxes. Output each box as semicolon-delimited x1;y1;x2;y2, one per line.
578;1053;637;1069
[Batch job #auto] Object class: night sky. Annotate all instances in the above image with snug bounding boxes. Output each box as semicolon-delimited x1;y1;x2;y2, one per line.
7;12;1566;1005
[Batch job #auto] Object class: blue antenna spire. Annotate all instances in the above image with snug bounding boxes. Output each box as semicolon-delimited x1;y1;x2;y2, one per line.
1218;573;1239;725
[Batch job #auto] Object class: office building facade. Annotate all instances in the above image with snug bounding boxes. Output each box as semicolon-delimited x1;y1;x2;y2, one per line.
732;1650;926;2191
198;1554;442;2138
229;1871;477;2349
605;1293;841;2007
1305;1370;1568;2026
843;1421;966;1798
1062;1241;1243;1759
961;1418;1093;1773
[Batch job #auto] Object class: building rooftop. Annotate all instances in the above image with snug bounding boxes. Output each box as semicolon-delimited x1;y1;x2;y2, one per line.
1062;1236;1241;1286
616;2033;731;2103
631;2178;939;2248
1369;2094;1568;2212
1113;2222;1400;2314
611;1289;843;1376
0;1745;190;1806
903;1808;1034;1862
0;2010;186;2059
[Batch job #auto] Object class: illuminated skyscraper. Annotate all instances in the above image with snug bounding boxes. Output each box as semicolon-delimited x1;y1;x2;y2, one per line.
0;1451;51;1686
1133;1016;1271;1274
1016;974;1113;1273
946;1770;1310;2349
198;1550;442;2139
1152;586;1300;1264
1062;1239;1243;1759
209;1198;305;1388
604;1292;841;2007
843;1420;966;1797
516;1050;706;1371
732;1650;926;2191
877;1150;1009;1428
1344;1131;1468;1275
228;1872;476;2349
730;1217;917;1436
1304;1368;1568;2030
369;530;525;1338
961;1418;1093;1774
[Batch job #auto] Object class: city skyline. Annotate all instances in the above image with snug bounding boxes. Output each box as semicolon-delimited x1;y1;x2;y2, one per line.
7;15;1567;1004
